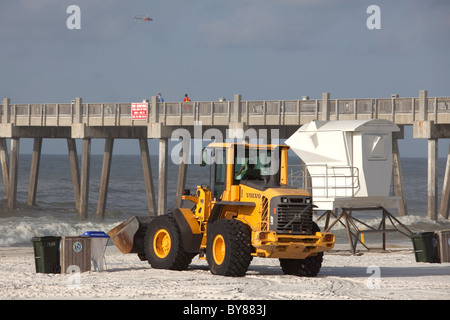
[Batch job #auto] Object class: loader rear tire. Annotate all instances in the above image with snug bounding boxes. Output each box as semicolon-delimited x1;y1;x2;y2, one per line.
144;215;194;271
279;252;323;277
206;219;252;277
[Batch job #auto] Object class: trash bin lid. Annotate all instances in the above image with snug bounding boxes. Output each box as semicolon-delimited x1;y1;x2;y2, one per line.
410;232;434;239
31;236;61;242
82;231;109;238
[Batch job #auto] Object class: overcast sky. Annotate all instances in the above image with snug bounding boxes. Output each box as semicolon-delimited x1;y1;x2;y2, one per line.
1;0;450;156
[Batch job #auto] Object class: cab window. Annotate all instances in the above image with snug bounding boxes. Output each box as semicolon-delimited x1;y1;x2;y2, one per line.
234;147;272;182
212;148;226;199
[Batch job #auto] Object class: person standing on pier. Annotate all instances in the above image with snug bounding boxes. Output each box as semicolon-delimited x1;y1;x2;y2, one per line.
157;93;164;102
183;93;191;111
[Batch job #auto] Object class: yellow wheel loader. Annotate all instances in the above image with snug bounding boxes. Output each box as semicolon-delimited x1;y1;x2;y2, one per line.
109;143;334;277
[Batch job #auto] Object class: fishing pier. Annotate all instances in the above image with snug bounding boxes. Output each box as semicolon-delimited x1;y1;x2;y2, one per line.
1;90;450;221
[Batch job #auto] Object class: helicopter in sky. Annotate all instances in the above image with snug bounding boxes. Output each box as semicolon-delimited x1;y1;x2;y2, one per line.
134;15;153;22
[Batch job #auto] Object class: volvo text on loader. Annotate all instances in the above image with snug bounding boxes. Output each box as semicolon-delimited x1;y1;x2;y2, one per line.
109;142;335;277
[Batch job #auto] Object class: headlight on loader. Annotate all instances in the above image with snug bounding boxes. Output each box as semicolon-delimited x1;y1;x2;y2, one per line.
323;233;334;243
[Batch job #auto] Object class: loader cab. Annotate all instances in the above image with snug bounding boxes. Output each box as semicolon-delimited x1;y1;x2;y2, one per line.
201;143;289;200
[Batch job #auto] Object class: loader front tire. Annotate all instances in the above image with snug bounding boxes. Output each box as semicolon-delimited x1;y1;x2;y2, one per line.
144;215;194;270
206;219;252;277
279;252;323;277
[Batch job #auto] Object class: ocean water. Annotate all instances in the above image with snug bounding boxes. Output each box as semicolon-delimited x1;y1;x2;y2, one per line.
0;154;449;247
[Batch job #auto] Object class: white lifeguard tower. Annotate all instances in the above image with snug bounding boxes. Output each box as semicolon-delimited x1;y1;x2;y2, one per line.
286;119;411;253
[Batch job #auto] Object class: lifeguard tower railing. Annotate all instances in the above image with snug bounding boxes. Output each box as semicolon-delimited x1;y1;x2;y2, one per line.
288;164;360;198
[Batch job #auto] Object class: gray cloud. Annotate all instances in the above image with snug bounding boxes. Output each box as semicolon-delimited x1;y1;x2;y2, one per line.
196;0;450;57
196;1;342;50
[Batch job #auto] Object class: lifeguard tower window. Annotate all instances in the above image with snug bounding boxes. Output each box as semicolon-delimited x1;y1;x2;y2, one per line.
365;133;389;161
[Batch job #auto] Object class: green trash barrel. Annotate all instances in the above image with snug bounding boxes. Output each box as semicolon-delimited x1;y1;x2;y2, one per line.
410;232;439;263
31;236;61;273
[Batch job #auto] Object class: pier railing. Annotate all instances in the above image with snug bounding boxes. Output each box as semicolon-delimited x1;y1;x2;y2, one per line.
3;94;450;127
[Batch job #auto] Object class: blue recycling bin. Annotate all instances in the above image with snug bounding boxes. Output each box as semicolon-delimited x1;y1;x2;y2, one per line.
82;231;109;238
82;231;109;271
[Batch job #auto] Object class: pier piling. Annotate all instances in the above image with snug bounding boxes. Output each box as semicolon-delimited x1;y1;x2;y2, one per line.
0;139;10;203
96;138;114;219
8;138;19;210
158;138;168;216
439;145;450;219
79;138;91;219
175;138;189;208
139;138;157;216
67;138;81;211
26;138;42;206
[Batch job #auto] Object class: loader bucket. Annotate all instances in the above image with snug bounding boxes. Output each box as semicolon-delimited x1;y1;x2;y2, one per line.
108;216;153;260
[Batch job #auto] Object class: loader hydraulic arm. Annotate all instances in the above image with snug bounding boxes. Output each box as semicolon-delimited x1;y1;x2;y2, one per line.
182;185;213;222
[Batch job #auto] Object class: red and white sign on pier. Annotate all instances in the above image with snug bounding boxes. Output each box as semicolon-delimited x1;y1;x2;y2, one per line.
131;103;148;120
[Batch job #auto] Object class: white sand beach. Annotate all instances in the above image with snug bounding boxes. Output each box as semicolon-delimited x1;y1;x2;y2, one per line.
0;244;449;301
